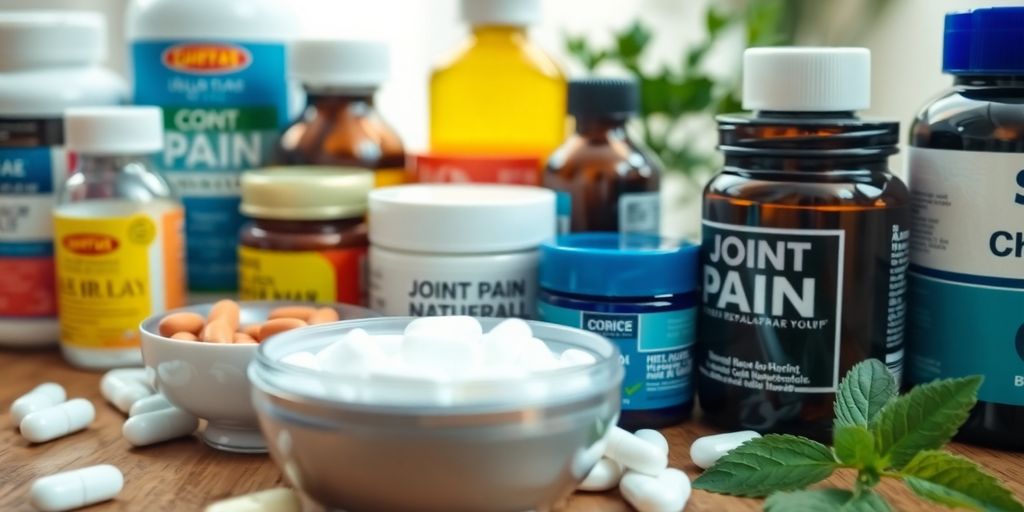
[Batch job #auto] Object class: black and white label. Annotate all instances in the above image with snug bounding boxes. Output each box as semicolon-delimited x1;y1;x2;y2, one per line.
700;221;845;393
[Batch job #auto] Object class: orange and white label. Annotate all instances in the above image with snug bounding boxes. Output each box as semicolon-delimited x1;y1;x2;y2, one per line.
161;43;252;74
410;154;540;185
54;204;185;349
238;246;366;306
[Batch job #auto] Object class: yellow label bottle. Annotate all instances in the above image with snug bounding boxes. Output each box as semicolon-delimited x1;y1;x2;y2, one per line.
426;0;566;185
55;107;186;369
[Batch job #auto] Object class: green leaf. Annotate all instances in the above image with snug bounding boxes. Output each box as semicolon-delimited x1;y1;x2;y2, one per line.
765;489;892;512
901;450;1024;512
873;375;982;468
833;424;877;469
692;434;836;498
834;359;897;428
613;21;651;65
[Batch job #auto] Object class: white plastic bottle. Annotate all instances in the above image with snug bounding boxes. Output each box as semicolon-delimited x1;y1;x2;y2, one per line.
126;0;298;295
0;11;125;348
54;107;186;369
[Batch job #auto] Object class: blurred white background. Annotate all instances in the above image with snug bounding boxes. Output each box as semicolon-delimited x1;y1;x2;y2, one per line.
3;0;1022;234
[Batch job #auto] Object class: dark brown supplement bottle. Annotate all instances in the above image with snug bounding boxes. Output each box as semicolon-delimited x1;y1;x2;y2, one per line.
697;48;910;441
544;78;661;235
907;7;1024;450
238;168;372;306
277;40;406;187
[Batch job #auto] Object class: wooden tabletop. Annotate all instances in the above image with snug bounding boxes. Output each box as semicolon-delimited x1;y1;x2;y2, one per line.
1;349;1021;511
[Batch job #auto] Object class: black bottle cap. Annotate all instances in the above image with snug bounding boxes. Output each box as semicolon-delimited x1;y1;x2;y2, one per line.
567;77;639;118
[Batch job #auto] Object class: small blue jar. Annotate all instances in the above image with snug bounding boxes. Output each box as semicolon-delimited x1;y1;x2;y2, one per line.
538;233;699;429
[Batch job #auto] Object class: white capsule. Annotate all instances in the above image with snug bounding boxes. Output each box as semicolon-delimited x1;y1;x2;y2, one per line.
30;464;123;512
316;329;390;375
280;351;320;371
620;468;691;512
516;337;558;371
122;407;198;447
401;324;483;376
559;348;597;367
634;429;670;455
204;487;300;512
20;399;95;443
100;370;154;414
128;394;173;417
604;427;668;476
11;383;66;426
690;430;762;469
578;458;624;492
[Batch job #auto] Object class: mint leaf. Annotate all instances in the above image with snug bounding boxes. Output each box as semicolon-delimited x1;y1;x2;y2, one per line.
765;489;892;511
833;424;876;468
692;434;836;497
901;450;1024;512
873;375;982;468
834;359;897;428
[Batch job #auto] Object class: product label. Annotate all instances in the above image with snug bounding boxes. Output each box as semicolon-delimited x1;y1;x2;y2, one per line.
238;246;366;305
370;251;537;318
538;302;696;410
411;154;540;185
0;118;65;318
699;221;846;393
908;147;1024;406
54;206;185;348
132;40;290;291
619;192;660;235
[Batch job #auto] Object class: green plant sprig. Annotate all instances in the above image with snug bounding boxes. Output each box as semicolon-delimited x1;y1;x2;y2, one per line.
693;359;1024;512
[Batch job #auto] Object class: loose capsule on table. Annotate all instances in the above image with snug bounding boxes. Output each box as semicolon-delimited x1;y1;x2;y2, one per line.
20;399;94;443
578;458;623;492
30;464;123;512
620;468;691;512
128;394;173;417
122;407;198;447
604;427;668;476
100;369;154;414
204;488;300;512
10;383;66;426
634;429;669;455
689;430;761;469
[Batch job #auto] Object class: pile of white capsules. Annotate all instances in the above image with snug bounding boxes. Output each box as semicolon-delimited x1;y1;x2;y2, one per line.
279;316;598;405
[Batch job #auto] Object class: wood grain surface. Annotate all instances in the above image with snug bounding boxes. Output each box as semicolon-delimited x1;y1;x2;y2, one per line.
1;350;1021;511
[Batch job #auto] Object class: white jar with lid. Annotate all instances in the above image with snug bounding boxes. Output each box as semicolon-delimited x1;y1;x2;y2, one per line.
368;184;555;318
0;11;126;348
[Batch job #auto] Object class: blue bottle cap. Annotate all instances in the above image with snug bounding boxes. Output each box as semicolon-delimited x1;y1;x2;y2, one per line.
539;232;699;298
944;7;1024;74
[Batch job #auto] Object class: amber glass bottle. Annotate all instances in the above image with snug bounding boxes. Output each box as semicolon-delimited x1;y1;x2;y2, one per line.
697;48;910;440
906;7;1024;450
544;78;661;235
277;40;405;187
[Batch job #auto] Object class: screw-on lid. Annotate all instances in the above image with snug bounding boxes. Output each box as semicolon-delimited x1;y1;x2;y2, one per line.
0;11;106;69
241;167;373;220
568;77;639;118
742;47;870;112
944;7;1024;75
461;0;541;26
539;233;699;297
368;184;555;253
64;106;163;154
291;39;390;90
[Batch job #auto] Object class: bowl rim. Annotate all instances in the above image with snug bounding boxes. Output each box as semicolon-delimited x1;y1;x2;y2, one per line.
249;316;624;414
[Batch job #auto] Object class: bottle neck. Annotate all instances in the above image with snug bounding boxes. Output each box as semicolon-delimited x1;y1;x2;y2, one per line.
305;90;376;107
952;75;1024;87
471;24;528;41
574;117;628;139
76;154;152;174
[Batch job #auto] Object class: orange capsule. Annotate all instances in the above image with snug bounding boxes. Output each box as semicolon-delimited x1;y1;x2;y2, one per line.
268;306;316;321
170;331;199;341
241;324;262;339
258;318;307;341
158;312;205;338
208;300;240;331
202;319;234;343
233;332;257;344
308;307;340;325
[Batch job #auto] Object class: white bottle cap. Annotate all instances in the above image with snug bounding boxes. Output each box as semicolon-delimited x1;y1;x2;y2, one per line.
0;11;106;69
742;47;871;112
461;0;541;26
291;39;390;90
369;184;555;253
64;106;164;155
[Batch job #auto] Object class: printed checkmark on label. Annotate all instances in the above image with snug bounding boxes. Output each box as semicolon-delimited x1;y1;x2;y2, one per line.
624;382;644;396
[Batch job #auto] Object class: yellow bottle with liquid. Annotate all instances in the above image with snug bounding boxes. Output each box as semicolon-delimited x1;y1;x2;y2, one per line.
426;0;566;185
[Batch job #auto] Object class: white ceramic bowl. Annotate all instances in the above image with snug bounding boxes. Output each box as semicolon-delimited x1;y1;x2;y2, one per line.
139;301;376;453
